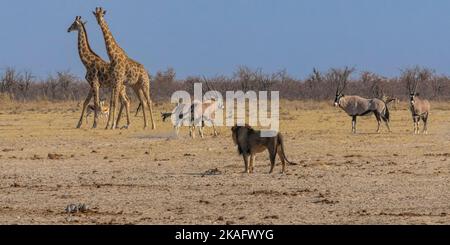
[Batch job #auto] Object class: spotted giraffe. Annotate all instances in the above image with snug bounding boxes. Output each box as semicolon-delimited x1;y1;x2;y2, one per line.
93;7;156;130
68;16;132;129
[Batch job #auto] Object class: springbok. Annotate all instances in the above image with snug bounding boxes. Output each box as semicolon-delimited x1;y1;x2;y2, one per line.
406;73;431;134
86;99;109;123
331;68;392;134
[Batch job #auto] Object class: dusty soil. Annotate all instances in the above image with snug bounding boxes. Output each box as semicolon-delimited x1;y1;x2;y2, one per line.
0;101;449;224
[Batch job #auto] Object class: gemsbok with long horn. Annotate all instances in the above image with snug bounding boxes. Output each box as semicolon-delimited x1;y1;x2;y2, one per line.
161;77;224;138
330;67;392;134
404;68;431;134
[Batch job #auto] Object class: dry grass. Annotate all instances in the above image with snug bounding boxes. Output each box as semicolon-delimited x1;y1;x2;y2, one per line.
0;100;449;224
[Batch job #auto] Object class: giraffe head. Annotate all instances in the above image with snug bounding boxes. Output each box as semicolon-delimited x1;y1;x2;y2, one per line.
67;16;86;33
93;7;107;24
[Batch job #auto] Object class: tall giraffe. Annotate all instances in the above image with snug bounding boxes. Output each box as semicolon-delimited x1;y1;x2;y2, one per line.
67;16;131;129
93;7;156;130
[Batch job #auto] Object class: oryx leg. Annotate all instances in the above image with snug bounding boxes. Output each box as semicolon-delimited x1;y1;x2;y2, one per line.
422;113;428;134
198;126;204;139
413;116;419;134
189;125;196;139
198;120;205;139
175;125;180;136
211;120;218;136
385;121;391;133
85;110;90;124
174;113;186;137
374;113;381;133
77;89;93;128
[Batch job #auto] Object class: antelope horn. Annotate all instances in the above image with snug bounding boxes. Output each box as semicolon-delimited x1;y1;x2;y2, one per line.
202;76;212;91
203;75;220;100
414;78;419;94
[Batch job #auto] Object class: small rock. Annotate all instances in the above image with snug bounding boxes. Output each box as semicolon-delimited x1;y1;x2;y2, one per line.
65;203;89;214
201;168;222;177
31;155;42;160
48;153;63;160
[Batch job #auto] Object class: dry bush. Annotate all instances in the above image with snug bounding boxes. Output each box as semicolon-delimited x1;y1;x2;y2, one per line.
2;66;450;104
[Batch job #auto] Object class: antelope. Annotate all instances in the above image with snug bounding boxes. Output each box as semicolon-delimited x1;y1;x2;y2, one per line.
86;99;109;123
406;73;431;134
165;78;224;138
164;98;223;138
331;68;392;134
372;82;399;110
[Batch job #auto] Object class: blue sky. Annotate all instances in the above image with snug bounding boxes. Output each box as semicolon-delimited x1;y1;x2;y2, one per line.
1;0;450;79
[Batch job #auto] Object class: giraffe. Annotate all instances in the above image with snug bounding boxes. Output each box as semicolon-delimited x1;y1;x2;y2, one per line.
93;7;156;130
67;16;132;129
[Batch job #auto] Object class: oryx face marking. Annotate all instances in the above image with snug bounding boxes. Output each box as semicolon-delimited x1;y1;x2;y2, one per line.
409;93;416;105
334;94;343;107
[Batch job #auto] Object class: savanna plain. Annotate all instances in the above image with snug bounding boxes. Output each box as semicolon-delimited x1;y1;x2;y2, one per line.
0;100;449;224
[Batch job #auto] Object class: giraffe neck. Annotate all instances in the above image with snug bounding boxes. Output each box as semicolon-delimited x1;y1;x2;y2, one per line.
77;24;102;67
98;18;127;62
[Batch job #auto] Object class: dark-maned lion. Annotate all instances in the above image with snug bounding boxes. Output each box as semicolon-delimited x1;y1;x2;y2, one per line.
231;125;295;174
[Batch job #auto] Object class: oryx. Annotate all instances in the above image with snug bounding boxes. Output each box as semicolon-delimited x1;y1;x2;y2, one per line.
405;71;431;134
163;78;224;138
331;68;392;134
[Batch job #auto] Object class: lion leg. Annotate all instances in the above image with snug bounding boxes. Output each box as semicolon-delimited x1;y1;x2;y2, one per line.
278;145;286;174
243;154;250;174
250;154;256;173
268;149;277;174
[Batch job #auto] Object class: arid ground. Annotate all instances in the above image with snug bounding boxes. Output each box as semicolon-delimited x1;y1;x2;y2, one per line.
0;101;449;224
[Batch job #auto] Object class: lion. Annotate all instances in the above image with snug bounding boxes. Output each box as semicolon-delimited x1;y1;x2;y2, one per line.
231;125;295;174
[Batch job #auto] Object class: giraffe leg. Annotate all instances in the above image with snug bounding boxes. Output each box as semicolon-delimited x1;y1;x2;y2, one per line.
110;79;124;130
116;90;131;129
77;89;93;128
141;75;156;130
116;100;124;129
105;87;114;130
137;88;148;129
135;103;142;117
92;81;100;129
110;87;119;130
